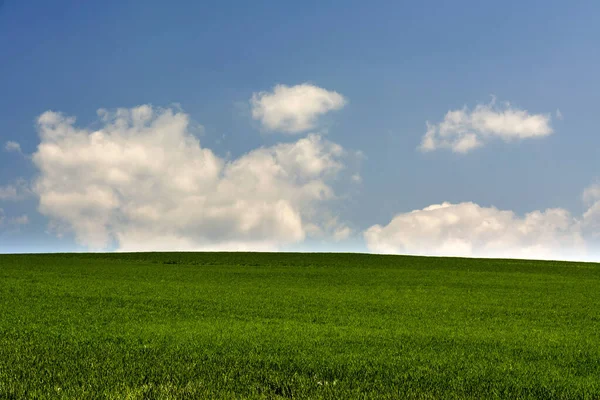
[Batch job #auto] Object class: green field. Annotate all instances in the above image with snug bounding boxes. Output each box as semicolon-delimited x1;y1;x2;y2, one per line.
1;252;599;399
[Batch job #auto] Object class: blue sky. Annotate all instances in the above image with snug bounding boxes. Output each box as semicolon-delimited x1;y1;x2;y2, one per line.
1;0;599;260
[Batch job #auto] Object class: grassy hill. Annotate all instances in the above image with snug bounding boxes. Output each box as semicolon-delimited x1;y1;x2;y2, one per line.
1;252;599;399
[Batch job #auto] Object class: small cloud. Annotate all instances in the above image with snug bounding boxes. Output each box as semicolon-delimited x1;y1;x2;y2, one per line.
4;141;22;153
351;174;362;183
250;83;347;134
419;98;553;154
556;109;563;120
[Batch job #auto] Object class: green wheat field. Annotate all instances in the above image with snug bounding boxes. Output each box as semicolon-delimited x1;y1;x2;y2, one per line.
1;252;599;399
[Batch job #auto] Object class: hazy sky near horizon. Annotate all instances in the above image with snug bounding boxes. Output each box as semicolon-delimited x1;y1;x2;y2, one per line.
1;0;599;260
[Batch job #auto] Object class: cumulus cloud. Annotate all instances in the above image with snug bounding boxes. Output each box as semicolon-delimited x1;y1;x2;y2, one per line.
4;141;22;153
250;83;347;133
32;105;352;251
419;98;553;153
364;202;587;260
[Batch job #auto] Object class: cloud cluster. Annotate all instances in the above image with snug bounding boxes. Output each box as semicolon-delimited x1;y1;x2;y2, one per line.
251;83;347;133
364;202;587;260
32;105;351;251
419;99;553;153
13;85;599;261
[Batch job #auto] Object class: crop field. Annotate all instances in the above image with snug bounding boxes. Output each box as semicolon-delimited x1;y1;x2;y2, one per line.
0;252;599;399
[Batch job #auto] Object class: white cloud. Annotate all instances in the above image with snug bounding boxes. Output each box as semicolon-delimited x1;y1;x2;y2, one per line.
250;83;347;133
32;105;352;251
364;202;586;261
419;98;553;153
4;141;22;153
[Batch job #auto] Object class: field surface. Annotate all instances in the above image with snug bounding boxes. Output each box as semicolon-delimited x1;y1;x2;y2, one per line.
1;252;600;399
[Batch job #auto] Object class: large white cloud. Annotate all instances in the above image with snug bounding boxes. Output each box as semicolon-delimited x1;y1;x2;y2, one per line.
419;98;553;153
32;105;352;251
250;83;347;133
364;202;588;260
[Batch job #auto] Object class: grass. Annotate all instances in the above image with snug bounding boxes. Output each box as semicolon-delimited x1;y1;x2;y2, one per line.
0;252;599;399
